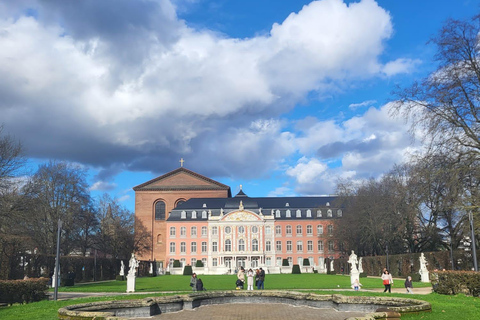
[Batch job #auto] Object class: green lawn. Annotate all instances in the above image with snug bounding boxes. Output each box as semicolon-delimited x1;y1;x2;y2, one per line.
1;274;477;320
57;273;432;292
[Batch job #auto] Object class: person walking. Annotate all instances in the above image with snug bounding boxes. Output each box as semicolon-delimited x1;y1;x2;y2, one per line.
381;270;393;293
190;273;198;292
257;267;265;290
247;268;254;290
404;276;413;294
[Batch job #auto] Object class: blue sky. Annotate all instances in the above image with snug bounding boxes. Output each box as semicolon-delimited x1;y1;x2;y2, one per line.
0;0;477;212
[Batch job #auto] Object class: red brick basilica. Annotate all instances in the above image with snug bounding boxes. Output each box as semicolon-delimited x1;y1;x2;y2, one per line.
134;163;342;274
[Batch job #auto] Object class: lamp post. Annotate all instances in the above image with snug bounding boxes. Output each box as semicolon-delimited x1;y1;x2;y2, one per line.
53;219;62;301
448;236;454;270
468;212;478;271
385;244;389;271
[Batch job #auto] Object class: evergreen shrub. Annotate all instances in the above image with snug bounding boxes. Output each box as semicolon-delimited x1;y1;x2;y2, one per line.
292;264;301;274
195;260;204;267
0;278;49;304
282;259;289;267
183;265;193;275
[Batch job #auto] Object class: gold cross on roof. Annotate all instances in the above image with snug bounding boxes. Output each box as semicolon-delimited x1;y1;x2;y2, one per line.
180;158;185;167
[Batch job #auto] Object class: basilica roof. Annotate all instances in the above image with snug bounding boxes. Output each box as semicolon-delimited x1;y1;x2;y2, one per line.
167;189;341;221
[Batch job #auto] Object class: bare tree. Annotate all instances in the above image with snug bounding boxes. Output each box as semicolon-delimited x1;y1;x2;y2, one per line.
392;15;480;159
0;125;26;190
22;161;91;255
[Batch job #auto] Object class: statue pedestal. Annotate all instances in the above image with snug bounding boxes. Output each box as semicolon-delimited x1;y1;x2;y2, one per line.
419;269;429;282
350;270;360;285
126;275;136;293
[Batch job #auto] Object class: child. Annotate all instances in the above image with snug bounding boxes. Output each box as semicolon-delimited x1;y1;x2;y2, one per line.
404;276;413;294
351;278;362;291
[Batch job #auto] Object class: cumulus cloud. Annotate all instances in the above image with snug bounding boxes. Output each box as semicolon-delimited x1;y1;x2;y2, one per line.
0;0;419;191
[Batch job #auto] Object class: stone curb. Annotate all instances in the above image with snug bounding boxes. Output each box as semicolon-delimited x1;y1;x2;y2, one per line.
58;291;431;320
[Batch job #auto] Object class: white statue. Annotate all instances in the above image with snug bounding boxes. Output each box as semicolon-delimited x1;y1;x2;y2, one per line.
128;253;139;277
419;253;427;271
358;257;364;273
149;262;153;274
330;259;334;272
419;253;430;282
348;250;358;273
119;260;125;276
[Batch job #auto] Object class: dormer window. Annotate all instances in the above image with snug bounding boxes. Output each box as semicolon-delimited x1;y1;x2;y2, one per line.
337;209;343;217
181;211;186;219
285;202;290;207
192;210;197;219
203;203;207;208
275;210;281;218
202;210;207;219
306;209;312;217
317;210;322;217
327;209;332;217
296;209;301;218
326;202;330;207
286;209;291;218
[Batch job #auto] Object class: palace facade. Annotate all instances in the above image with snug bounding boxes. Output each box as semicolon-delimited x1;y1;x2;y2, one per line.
134;166;342;274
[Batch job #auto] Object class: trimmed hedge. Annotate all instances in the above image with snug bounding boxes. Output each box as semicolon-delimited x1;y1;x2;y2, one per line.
432;270;480;297
292;264;301;274
302;258;310;266
183;265;193;275
195;260;204;267
0;278;49;304
282;259;289;267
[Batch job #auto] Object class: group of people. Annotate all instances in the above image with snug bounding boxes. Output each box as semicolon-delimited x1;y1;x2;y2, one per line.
381;269;413;294
189;273;205;292
236;266;265;290
351;269;413;294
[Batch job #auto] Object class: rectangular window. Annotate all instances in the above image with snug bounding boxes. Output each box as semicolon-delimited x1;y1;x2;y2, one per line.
212;242;218;252
170;227;176;237
276;257;282;266
201;241;207;253
318;240;324;252
201;226;207;236
191;242;197;253
317;225;323;235
296;225;302;235
286;241;292;252
275;225;281;236
191;226;197;237
266;257;271;266
276;241;282;251
169;242;175;253
307;240;313;252
180;226;186;237
286;225;292;235
266;241;271;252
191;258;196;266
296;241;303;252
328;225;334;234
265;226;271;234
180;242;186;253
307;225;313;235
212;226;218;235
213;258;218;267
328;240;334;252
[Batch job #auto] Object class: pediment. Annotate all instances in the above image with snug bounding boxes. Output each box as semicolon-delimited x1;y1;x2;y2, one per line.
133;167;230;192
221;210;262;222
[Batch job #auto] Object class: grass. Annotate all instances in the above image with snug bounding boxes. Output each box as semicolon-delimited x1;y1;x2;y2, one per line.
57;273;432;292
0;274;477;320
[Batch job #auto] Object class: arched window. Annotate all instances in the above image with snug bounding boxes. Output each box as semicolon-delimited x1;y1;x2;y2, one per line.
296;225;302;235
286;225;292;235
155;201;166;220
175;199;185;208
156;234;162;243
225;239;231;252
252;239;259;251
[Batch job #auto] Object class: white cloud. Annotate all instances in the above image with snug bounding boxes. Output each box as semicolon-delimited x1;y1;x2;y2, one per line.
382;58;421;76
0;0;419;191
349;100;377;110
